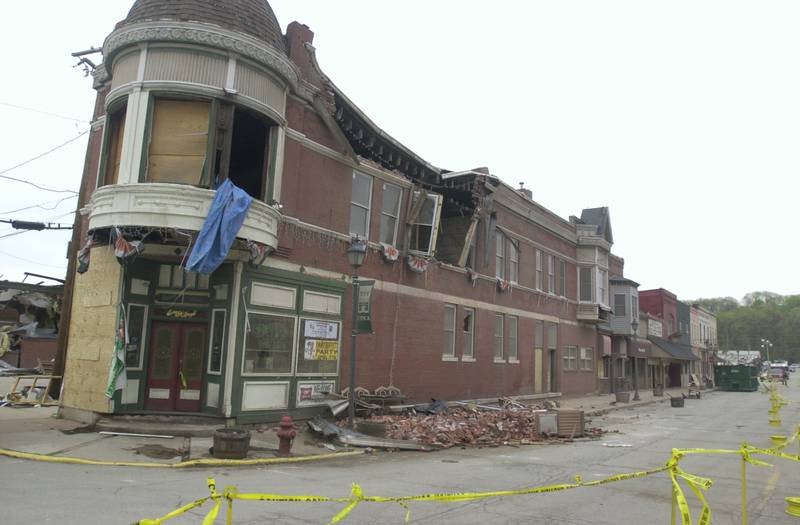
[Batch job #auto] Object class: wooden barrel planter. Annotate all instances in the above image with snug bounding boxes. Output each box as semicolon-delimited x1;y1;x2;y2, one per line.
212;428;251;459
653;386;664;397
670;397;684;408
615;392;631;403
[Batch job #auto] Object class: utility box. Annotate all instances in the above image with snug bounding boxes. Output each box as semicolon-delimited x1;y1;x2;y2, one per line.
555;409;585;438
715;365;759;392
536;413;558;436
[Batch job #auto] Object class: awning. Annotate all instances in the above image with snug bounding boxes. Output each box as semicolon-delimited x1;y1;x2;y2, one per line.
648;336;699;361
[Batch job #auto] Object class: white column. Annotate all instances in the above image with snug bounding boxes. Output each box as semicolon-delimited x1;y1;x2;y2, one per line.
222;261;244;417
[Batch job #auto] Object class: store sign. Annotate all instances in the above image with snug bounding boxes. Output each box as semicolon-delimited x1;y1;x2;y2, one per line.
304;320;338;340
304;339;339;360
297;381;336;407
356;279;374;334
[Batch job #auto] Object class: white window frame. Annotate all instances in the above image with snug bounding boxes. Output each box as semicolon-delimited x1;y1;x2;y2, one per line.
509;241;519;284
494;314;504;361
408;192;443;256
559;259;566;296
547;254;555;293
241;310;298;377
207;308;227;375
563;346;578;371
379;182;402;246
580;347;594;371
598;269;608;306
579;266;593;302
294;317;342;377
508;316;518;362
535;250;543;290
443;304;457;359
349;171;373;238
125;303;149;371
495;232;505;280
462;308;475;360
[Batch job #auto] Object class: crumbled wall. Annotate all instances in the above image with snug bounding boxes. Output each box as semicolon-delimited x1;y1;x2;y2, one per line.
61;246;121;413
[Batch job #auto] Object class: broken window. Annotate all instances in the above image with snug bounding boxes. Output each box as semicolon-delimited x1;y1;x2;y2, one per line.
349;171;372;238
509;241;519;284
102;101;127;186
226;107;270;199
379;183;402;245
463;308;475;359
495;232;505;279
408;191;442;256
146;98;211;185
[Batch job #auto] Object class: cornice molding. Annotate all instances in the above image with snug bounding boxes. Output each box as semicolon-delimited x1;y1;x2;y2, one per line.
102;21;317;101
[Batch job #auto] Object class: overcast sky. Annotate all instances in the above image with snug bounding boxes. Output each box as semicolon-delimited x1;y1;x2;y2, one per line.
0;1;797;301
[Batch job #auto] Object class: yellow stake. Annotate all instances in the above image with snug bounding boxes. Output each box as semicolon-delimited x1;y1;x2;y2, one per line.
742;455;747;525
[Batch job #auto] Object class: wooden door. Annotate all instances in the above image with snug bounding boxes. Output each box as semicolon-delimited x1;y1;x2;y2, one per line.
145;321;206;412
175;324;206;412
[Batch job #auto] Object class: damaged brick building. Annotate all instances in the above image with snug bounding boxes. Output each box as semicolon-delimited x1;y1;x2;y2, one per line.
58;0;680;424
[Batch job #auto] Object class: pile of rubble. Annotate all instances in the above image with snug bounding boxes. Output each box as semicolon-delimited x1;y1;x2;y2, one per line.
356;399;604;449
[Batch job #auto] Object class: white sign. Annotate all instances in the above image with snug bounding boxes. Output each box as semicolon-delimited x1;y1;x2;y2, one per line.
296;381;336;407
304;320;338;340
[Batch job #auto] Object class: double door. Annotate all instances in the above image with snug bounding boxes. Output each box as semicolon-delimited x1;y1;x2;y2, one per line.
145;321;207;412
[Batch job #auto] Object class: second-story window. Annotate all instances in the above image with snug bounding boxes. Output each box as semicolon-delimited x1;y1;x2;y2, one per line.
101;100;127;186
509;241;519;283
632;295;639;321
614;294;626;316
536;250;543;290
598;269;608;305
147;99;211;186
548;255;555;293
559;259;567;296
495;232;505;279
349;171;372;238
579;267;593;302
408;191;442;256
379;183;402;245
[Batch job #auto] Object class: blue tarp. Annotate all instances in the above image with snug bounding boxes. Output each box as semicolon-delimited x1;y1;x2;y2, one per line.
186;179;253;274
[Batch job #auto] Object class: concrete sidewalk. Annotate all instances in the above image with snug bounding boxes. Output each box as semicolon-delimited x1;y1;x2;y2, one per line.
0;386;707;465
558;386;699;416
0;405;342;465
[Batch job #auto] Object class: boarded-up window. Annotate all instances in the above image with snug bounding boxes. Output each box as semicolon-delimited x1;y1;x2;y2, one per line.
147;99;210;185
103;104;127;186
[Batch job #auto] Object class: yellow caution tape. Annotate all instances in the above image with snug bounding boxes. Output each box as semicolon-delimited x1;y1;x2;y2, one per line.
0;448;362;468
787;496;800;517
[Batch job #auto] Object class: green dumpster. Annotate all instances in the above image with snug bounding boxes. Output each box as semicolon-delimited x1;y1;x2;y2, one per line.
714;365;760;392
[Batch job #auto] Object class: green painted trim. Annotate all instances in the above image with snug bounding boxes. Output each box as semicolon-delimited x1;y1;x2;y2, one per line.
265;126;278;203
244;266;347;293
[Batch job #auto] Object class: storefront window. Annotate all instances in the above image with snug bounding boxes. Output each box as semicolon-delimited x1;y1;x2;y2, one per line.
208;309;226;374
296;319;340;375
125;304;147;368
243;314;295;374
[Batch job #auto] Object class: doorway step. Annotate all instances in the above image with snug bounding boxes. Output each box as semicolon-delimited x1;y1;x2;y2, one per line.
96;413;234;437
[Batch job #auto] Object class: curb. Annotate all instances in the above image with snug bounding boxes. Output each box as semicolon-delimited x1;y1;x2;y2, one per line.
0;448;364;468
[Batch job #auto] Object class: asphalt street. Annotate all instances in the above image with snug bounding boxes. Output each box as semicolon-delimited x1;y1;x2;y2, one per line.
1;384;798;524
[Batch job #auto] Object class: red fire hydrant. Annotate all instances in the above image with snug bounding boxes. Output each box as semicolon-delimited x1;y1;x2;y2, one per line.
276;414;297;457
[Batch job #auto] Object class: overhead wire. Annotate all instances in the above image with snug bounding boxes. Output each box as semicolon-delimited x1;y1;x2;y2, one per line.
0;130;88;193
0;100;90;124
0;195;77;215
0;249;67;270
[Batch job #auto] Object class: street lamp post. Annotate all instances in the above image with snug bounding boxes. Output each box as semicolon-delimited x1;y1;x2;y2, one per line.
631;319;640;401
346;237;367;429
760;338;773;364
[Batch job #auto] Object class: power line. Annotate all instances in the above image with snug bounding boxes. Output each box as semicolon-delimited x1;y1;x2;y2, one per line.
0;130;88;193
0;101;90;124
0;195;77;215
0;249;67;270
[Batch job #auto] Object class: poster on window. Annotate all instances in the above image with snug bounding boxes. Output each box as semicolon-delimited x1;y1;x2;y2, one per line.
303;339;339;360
296;381;336;407
304;320;339;340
